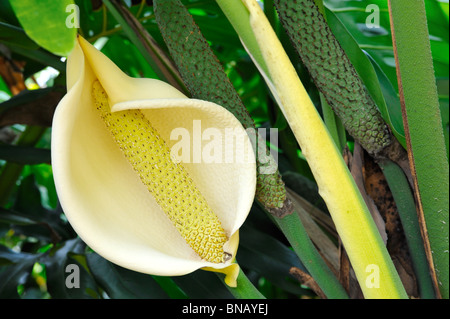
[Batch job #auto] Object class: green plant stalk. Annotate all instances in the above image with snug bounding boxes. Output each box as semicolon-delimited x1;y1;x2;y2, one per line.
0;126;47;206
219;0;407;299
274;0;392;156
309;5;429;296
388;0;449;298
378;159;436;299
321;94;346;153
219;268;266;299
265;204;349;298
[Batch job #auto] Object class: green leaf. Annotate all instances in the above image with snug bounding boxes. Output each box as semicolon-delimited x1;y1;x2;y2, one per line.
0;126;47;207
86;252;169;299
366;54;405;143
0;145;50;165
325;0;449;90
0;88;51;114
0;246;41;298
0;0;21;26
0;244;39;265
0;21;39;50
0;76;12;103
184;0;242;48
172;270;234;299
152;275;188;299
0;23;66;76
238;224;310;296
388;0;449;298
22;163;58;210
0;207;38;226
102;0;187;91
42;238;99;299
9;0;77;56
12;175;72;242
378;160;436;299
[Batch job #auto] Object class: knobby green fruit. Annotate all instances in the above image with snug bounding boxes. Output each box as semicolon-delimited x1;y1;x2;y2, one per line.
154;0;291;216
275;0;392;155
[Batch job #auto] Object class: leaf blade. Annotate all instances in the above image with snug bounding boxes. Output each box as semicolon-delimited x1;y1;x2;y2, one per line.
9;0;77;56
388;0;449;298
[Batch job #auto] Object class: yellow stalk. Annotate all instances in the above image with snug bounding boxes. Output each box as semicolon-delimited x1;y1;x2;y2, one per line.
239;0;406;298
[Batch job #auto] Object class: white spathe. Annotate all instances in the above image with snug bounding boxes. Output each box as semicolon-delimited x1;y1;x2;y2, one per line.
51;37;256;286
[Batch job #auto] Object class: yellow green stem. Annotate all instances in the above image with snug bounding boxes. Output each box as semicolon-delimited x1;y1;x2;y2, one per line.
217;268;266;299
217;0;407;299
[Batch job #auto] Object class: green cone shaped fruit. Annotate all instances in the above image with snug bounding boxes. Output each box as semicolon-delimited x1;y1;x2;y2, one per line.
274;0;392;155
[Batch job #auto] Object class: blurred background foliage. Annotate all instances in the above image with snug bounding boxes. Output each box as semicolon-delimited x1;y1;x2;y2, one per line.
0;0;448;299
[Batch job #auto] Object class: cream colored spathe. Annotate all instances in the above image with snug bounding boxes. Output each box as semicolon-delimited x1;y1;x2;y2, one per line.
51;36;256;286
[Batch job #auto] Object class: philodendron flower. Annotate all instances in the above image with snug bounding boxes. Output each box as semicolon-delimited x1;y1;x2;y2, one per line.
51;36;256;287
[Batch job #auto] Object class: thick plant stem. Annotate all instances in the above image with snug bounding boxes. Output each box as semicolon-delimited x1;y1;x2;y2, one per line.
217;0;407;299
274;0;392;156
378;159;436;299
266;205;349;299
388;0;449;299
218;268;266;299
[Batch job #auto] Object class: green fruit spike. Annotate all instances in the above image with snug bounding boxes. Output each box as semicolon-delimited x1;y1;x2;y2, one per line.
274;0;392;156
154;0;291;216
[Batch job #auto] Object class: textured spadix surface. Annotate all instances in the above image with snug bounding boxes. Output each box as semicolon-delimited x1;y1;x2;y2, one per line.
51;37;256;286
274;0;392;155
